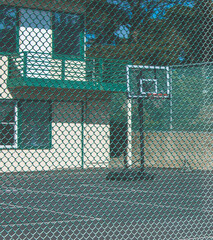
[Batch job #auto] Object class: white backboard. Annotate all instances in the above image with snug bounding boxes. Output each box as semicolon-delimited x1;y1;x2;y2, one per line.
126;65;170;99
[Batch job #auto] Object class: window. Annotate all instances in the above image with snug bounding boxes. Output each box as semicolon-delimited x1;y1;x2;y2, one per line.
52;12;83;57
19;8;52;53
19;101;51;149
0;5;17;53
0;100;51;149
0;100;17;148
0;7;84;56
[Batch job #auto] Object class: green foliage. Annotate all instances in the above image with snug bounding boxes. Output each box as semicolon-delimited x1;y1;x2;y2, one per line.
86;0;204;65
172;64;212;132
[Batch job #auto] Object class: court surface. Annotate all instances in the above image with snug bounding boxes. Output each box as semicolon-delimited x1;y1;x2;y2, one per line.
0;168;212;240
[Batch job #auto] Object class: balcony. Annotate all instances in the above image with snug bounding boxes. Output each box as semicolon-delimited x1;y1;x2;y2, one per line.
8;52;127;94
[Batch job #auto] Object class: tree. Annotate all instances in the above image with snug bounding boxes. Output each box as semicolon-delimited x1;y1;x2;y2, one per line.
164;1;212;63
86;0;196;65
86;0;128;45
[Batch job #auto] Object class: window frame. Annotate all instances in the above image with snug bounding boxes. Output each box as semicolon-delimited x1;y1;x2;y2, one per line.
0;6;85;57
0;5;19;55
52;11;85;60
18;100;52;150
0;100;52;149
0;100;18;149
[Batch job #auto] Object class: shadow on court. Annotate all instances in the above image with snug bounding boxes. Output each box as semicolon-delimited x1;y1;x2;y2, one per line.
0;168;212;240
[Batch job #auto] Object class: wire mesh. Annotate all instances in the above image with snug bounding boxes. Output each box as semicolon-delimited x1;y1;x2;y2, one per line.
0;0;212;239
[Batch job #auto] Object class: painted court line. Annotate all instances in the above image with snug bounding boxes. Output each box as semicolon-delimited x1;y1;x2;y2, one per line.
2;186;212;213
0;202;101;221
1;205;24;209
82;195;213;214
1;218;100;228
179;237;213;240
1;186;133;198
132;188;213;200
2;186;212;214
72;183;213;200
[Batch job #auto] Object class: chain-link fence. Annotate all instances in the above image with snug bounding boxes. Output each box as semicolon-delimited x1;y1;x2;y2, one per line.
0;0;212;239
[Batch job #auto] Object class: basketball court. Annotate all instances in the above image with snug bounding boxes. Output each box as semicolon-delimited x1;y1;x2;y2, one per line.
0;168;212;239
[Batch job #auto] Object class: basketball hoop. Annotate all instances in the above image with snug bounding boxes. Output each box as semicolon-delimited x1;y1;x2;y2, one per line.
107;65;171;181
126;65;170;99
147;93;169;99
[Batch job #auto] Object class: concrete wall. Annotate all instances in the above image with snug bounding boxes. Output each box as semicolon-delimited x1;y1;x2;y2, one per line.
109;131;212;170
0;100;110;173
0;56;12;99
84;100;110;168
136;131;212;170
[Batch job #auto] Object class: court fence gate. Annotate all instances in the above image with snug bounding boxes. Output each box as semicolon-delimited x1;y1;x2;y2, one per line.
0;0;212;239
